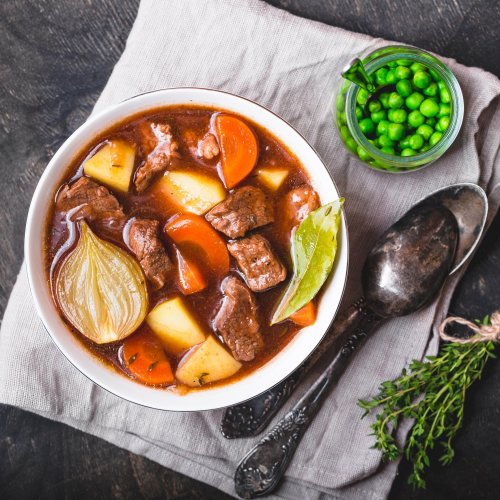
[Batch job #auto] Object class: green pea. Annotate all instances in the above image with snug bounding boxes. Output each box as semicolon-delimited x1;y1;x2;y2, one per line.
378;134;395;147
408;110;425;128
368;100;382;113
336;94;345;112
377;120;390;136
388;92;404;109
339;111;347;124
405;92;424;110
388;123;405;141
429;131;443;147
379;92;391;109
438;103;451;117
355;106;363;120
387;61;398;68
395;65;411;80
436;116;450;132
356;88;369;105
413;71;431;89
396;79;412;97
396;59;412;66
420;98;439;118
409;134;424;150
371;110;387;124
375;68;388;86
410;62;426;73
340;126;350;141
423;82;438;97
391;109;407;124
429;68;440;81
440;87;451;103
399;136;412;149
416;124;434;141
426;117;437;126
359;117;375;135
380;146;395;155
401;148;415;157
357;145;372;161
346;137;358;153
420;144;431;153
385;69;398;85
437;80;447;91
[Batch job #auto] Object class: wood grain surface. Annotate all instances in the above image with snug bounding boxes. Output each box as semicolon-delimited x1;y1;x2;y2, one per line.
1;1;500;499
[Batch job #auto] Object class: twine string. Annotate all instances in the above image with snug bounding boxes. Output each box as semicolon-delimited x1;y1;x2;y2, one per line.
439;311;500;343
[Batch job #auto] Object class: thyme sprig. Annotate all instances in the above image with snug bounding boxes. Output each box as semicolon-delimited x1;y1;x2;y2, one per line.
358;315;496;488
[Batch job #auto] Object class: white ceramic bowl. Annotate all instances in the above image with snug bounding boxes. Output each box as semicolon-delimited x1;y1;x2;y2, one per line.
25;88;349;411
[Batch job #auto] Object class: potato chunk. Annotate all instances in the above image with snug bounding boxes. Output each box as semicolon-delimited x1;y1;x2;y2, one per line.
156;170;226;215
83;140;135;193
256;168;288;191
146;297;205;354
175;336;242;387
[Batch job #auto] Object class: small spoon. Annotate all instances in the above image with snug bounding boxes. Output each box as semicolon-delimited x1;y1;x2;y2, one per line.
221;183;487;440
341;57;395;112
233;184;488;498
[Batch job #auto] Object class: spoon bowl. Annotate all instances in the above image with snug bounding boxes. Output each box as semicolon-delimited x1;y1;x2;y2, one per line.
412;182;488;274
364;204;458;318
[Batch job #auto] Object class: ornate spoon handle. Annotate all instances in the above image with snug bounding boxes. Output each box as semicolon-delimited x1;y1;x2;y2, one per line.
221;298;371;439
233;310;381;499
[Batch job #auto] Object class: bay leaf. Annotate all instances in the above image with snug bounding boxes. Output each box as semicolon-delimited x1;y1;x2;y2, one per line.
271;199;344;325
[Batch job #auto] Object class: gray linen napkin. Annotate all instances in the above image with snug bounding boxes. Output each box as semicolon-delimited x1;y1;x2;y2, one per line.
2;1;500;498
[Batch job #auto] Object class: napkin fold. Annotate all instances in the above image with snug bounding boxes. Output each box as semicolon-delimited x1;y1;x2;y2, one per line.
2;1;500;499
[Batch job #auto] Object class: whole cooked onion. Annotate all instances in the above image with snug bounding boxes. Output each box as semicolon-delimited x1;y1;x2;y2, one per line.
55;221;148;344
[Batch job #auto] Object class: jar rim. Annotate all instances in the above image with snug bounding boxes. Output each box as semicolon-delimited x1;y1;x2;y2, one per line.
345;44;464;173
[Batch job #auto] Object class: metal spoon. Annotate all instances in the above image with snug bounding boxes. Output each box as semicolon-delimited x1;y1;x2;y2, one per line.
233;183;487;499
221;183;487;440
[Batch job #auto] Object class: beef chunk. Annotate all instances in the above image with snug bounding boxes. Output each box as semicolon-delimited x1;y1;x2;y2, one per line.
135;123;180;192
128;218;173;290
214;276;263;362
228;234;287;292
198;133;219;160
56;176;125;223
206;186;274;239
284;186;320;227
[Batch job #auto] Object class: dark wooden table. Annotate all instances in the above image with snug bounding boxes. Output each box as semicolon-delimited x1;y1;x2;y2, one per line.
1;1;499;498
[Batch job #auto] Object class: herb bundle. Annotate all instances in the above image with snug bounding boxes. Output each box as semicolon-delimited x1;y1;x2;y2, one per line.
358;315;497;488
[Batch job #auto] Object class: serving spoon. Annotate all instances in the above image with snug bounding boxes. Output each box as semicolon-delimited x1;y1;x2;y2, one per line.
232;183;487;498
222;183;487;440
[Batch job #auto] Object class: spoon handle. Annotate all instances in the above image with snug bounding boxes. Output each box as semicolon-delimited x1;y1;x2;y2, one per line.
234;310;381;499
221;298;371;439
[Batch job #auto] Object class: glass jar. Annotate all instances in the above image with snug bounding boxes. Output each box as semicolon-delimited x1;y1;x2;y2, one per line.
333;45;464;173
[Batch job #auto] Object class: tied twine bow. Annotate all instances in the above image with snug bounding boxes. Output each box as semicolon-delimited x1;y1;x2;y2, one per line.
439;311;500;343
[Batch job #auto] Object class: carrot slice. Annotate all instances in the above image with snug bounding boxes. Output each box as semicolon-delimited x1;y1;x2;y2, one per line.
290;301;317;327
165;214;229;275
215;114;258;189
121;329;174;385
175;248;208;295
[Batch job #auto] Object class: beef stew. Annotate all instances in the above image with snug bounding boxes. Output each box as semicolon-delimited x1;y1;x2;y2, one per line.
45;105;331;392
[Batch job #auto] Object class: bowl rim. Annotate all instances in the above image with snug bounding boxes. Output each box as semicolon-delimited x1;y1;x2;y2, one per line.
25;87;349;411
